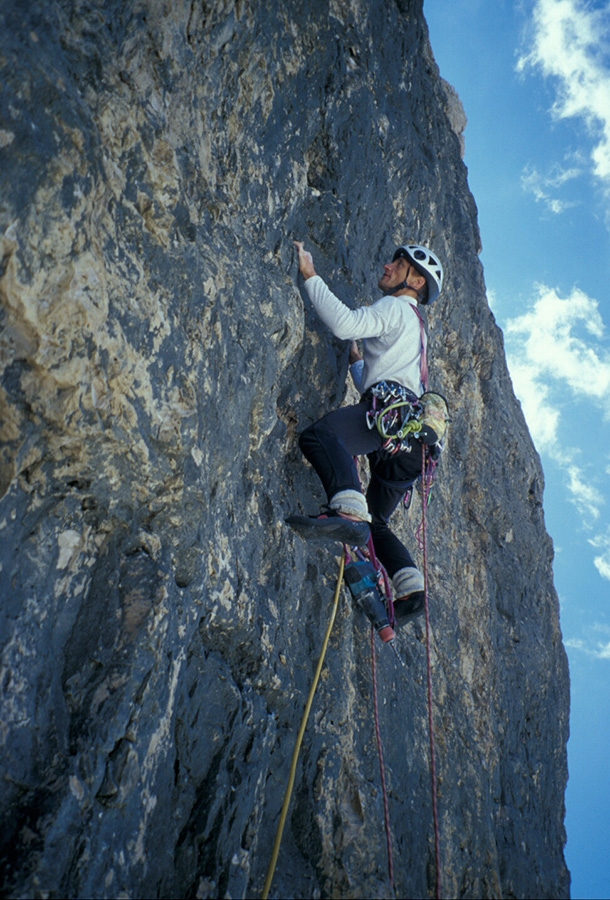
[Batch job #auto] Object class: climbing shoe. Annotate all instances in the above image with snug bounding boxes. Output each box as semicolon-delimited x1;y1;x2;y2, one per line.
393;591;425;624
285;511;371;547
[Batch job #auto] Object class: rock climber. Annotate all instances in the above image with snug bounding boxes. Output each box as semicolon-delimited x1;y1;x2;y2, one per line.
287;239;444;623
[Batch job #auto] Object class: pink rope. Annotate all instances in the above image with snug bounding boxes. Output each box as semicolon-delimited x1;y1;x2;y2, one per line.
421;442;442;899
416;456;438;552
353;447;441;895
371;625;395;890
366;534;395;624
412;306;430;392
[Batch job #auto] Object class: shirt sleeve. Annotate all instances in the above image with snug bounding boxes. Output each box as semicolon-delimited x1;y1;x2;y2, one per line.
303;275;398;340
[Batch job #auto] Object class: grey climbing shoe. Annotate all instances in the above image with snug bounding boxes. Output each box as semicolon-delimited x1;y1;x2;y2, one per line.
285;511;371;547
393;591;425;624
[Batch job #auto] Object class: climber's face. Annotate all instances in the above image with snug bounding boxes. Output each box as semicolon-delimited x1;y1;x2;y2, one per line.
378;257;425;295
378;256;408;291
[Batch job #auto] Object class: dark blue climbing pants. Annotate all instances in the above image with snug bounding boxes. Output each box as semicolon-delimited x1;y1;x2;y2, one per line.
298;399;423;578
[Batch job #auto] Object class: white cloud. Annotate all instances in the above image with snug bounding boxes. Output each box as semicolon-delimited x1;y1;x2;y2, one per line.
565;622;610;657
567;465;604;521
565;637;586;650
521;160;582;213
506;358;561;450
589;531;610;580
565;637;610;658
518;0;610;188
548;197;573;214
505;283;610;408
596;555;610;579
504;282;610;522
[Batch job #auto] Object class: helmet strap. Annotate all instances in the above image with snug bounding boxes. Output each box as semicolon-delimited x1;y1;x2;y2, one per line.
389;264;423;298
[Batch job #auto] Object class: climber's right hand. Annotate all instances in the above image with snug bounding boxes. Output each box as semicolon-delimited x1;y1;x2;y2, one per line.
294;241;316;280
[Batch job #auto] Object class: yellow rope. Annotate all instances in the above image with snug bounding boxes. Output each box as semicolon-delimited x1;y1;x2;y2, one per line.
261;548;346;900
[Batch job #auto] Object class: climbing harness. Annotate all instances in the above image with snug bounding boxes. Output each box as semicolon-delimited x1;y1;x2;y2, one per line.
366;381;422;454
366;382;449;456
262;549;346;900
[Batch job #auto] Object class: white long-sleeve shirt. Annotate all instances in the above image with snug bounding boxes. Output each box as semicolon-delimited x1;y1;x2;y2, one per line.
303;274;424;395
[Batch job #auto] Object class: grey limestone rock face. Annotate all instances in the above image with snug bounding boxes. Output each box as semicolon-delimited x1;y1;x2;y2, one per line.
0;1;569;897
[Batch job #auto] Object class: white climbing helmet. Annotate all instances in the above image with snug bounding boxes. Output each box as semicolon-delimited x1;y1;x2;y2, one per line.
393;244;443;304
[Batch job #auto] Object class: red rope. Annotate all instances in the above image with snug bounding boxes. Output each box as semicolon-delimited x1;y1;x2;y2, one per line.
413;305;430;392
366;534;395;624
421;442;442;899
371;624;395;890
355;451;441;895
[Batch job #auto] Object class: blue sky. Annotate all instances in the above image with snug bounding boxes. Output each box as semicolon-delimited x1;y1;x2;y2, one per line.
424;1;610;898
